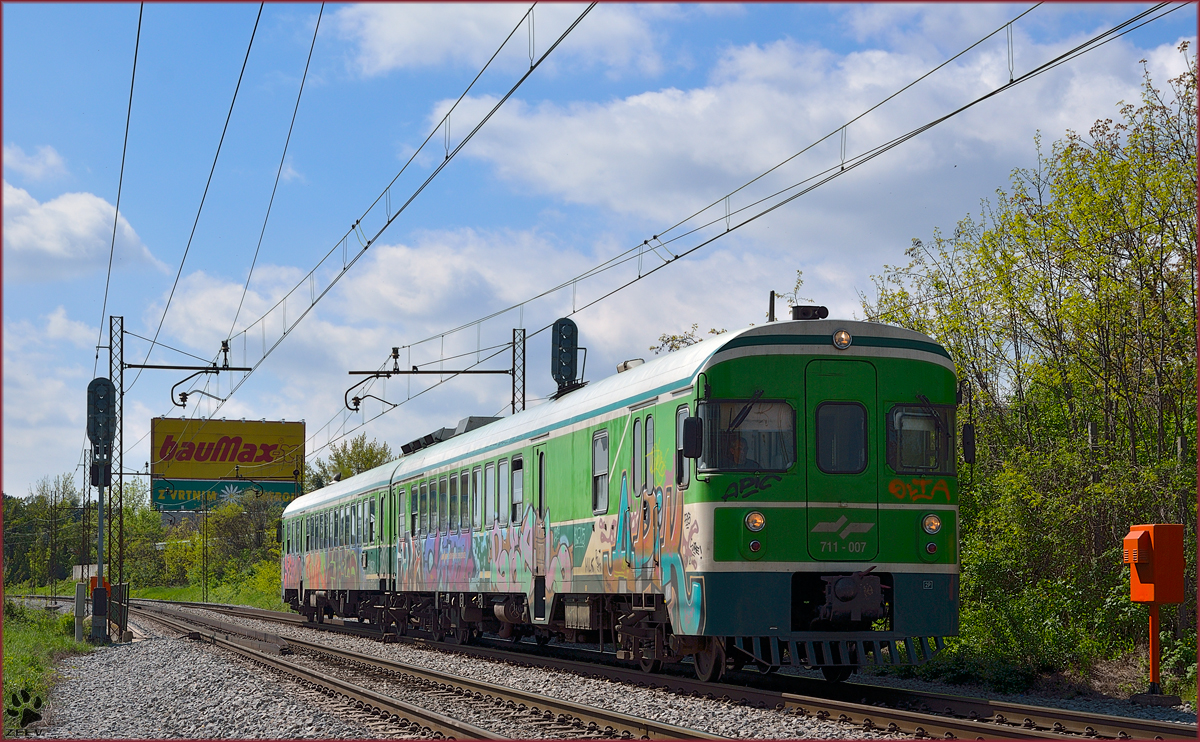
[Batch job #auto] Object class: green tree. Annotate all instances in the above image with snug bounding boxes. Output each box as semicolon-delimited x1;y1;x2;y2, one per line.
304;433;394;492
863;47;1196;682
651;324;727;354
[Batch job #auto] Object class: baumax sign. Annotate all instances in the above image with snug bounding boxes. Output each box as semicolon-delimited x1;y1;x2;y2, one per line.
151;418;304;481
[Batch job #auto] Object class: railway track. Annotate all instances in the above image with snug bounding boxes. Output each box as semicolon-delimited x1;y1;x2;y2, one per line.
144;599;1197;741
31;595;1195;741
128;602;719;740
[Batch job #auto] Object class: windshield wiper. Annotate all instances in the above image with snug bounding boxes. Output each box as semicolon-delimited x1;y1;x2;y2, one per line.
729;389;765;430
915;394;946;437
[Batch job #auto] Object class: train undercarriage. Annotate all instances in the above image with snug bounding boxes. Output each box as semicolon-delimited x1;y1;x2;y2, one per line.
284;581;928;683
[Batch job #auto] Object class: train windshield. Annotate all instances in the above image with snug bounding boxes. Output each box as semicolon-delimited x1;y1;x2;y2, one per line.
887;404;955;475
697;398;795;472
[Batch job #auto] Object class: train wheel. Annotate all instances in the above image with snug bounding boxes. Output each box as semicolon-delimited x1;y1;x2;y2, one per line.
821;666;852;682
693;638;725;683
638;655;663;674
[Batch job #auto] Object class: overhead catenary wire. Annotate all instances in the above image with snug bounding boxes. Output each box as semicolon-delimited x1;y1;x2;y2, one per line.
369;2;1050;359
306;1;1186;457
228;3;325;337
127;3;264;395
210;4;597;406
94;2;144;374
77;3;144;485
222;3;542;349
130;4;595;470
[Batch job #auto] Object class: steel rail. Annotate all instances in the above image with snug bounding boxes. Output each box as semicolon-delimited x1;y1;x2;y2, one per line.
796;678;1199;741
130;599;1199;741
285;634;725;741
128;604;502;739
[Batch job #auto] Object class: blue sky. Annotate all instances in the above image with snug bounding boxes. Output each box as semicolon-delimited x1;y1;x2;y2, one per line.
3;3;1195;499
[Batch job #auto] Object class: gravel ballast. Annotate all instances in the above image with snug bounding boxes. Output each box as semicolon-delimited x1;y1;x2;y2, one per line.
40;603;1197;739
43;615;384;739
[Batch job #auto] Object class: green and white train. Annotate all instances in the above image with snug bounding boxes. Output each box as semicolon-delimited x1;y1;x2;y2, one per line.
281;310;964;681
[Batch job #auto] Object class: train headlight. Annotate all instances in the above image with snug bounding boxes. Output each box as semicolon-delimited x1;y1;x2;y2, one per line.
745;511;766;532
832;329;852;349
922;514;942;534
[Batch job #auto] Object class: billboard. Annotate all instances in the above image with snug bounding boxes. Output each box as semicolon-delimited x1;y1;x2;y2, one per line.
151;478;300;511
150;418;304;481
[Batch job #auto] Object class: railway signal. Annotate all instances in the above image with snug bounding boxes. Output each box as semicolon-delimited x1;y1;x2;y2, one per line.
86;376;117;642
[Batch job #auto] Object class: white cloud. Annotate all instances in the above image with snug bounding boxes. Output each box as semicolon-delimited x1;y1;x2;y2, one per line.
440;29;1180;233
2;180;164;281
334;3;666;77
281;155;304;183
3;143;68;181
45;306;96;348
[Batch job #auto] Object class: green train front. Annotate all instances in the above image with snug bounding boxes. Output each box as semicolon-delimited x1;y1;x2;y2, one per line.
281;313;962;682
671;317;961;680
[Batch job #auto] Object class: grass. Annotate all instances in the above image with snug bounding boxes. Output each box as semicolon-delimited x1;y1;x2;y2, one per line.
2;599;92;734
131;559;288;612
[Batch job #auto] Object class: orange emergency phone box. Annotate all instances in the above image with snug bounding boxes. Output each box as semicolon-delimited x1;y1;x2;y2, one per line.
89;576;112;596
1123;524;1184;604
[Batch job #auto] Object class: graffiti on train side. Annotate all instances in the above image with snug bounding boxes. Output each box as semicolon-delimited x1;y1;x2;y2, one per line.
299;439;708;633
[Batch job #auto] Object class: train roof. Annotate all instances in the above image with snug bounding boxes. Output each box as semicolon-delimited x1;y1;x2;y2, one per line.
283;318;950;516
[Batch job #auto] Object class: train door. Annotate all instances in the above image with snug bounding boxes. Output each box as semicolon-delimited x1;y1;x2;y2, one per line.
634;413;657;584
805;359;879;561
532;444;548;620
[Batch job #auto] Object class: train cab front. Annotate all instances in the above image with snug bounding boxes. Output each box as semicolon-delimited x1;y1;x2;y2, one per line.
680;318;963;682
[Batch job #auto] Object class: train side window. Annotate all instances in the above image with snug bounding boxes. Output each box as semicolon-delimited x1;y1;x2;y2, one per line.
449;476;459;534
472;467;482;530
484;463;496;526
420;481;429;535
511;456;524;523
816;402;868;474
498;459;510;526
645;415;654;489
397;487;406;537
439;476;450;534
460;471;470;532
369;498;376;543
429;480;437;535
675;405;691;488
410;488;418;536
471;467;482;530
633;418;643;493
592;429;609;514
